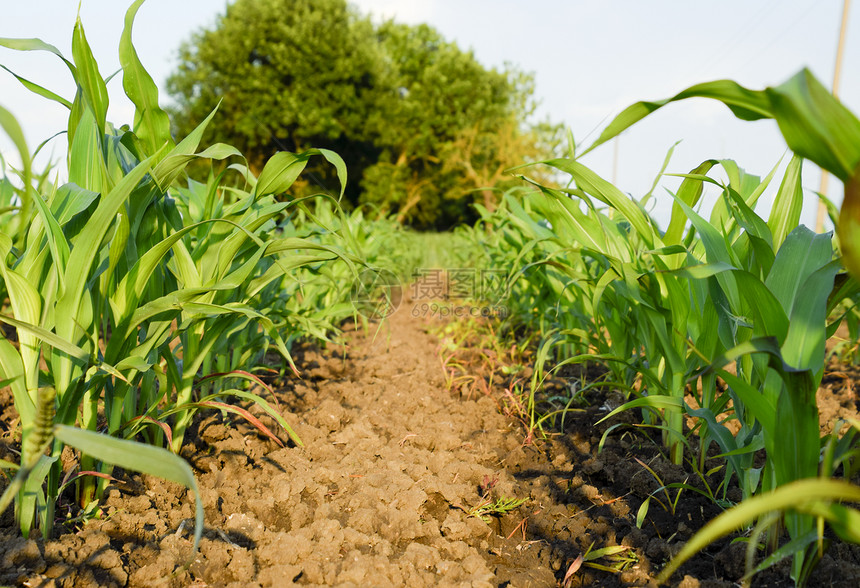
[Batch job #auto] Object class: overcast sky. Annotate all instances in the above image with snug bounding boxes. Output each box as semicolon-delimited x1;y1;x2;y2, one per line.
1;0;857;229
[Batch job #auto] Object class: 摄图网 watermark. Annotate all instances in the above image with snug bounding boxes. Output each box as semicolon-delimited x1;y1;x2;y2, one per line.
410;302;508;319
349;268;508;320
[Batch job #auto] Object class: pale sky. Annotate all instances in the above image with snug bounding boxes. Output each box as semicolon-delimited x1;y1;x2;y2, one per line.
1;1;858;229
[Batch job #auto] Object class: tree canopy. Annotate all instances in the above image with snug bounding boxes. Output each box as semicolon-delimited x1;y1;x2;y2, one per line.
167;0;561;228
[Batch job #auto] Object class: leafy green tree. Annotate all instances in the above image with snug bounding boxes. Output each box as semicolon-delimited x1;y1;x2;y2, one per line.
167;0;560;228
168;0;386;174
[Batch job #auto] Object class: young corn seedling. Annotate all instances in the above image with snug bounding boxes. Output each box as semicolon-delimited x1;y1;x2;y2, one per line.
467;496;528;523
0;0;358;544
579;67;860;586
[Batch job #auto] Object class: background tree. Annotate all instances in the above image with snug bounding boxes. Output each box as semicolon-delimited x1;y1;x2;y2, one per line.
167;0;561;228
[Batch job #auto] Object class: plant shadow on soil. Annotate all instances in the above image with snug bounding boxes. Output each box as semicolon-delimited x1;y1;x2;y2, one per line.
0;311;859;587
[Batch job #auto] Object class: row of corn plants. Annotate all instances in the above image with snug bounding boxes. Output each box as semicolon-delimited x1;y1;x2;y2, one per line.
459;69;860;585
0;0;366;551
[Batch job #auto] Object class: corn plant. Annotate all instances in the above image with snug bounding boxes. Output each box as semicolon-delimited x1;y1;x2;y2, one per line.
544;68;860;585
0;0;357;546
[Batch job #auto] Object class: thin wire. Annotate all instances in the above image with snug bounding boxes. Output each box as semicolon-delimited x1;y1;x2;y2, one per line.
696;0;783;76
735;2;821;77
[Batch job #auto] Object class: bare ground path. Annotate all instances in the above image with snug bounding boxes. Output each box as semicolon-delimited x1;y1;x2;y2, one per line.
1;310;568;587
3;307;860;586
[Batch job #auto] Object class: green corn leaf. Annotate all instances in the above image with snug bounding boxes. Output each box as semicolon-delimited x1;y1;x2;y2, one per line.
526;185;607;253
110;220;221;325
0;103;32;241
724;186;773;249
0;37;76;76
668;187;735;266
0;338;34;426
664;160;718;245
146;143;242;190
744;530;826;583
318;148;348;200
767;156;804;249
150;107;220;189
255;151;314;198
540;158;656;246
71;18;109;137
111;288;223;351
581;79;773;158
53;157;153;391
113;355;154;373
0;65;72;109
772;377;820;489
255;148;348;199
804;502;860;544
0;314;127;385
765;226;833;316
28;184;72;295
0;313;87;363
595;395;684;425
636;496;651;528
731;270;789;341
120;0;173;159
838;166;860;279
765;70;860;182
781;260;840;372
51;182;100;226
656;479;860;584
709;161;772;233
683;405;750;488
674;261;736;280
581;69;860;182
18;454;56;538
67;107;110;194
53;425;203;554
641;141;679;210
714;369;776;433
0;234;43;389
